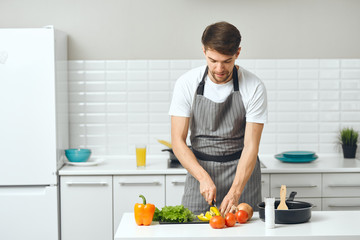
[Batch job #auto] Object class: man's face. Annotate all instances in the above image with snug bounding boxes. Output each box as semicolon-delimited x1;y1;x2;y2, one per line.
203;47;240;84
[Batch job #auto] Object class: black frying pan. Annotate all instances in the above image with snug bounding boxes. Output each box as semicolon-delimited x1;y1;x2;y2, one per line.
162;148;179;162
257;191;313;224
162;146;192;162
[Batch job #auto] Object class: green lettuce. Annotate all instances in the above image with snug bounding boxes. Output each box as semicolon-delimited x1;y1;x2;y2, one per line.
153;205;195;223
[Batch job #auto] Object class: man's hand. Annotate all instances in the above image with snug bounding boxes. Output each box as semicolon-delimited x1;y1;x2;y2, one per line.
219;191;240;216
199;177;217;205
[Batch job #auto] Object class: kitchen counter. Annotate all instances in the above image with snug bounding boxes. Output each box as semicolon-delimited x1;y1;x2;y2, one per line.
59;154;360;175
114;211;360;240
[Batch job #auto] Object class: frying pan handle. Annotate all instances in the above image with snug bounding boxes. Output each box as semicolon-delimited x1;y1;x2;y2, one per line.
161;149;172;152
288;191;297;201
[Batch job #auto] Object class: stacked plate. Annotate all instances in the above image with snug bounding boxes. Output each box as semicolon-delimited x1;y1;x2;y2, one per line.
275;151;318;163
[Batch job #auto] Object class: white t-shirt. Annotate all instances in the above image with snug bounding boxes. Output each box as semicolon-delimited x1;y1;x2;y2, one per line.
169;65;268;123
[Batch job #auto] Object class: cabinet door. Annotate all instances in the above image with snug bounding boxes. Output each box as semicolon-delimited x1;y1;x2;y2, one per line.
270;173;321;198
261;174;270;198
323;197;360;211
60;176;113;240
323;173;360;197
113;175;165;232
166;174;186;206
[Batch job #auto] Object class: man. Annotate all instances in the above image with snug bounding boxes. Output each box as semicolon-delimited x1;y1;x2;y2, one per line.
169;21;267;216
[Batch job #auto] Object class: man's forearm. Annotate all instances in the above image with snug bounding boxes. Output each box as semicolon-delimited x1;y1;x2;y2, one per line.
172;140;210;182
229;145;258;199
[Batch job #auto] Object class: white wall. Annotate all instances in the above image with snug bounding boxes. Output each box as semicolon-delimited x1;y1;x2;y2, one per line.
2;1;359;158
68;59;360;157
1;0;360;59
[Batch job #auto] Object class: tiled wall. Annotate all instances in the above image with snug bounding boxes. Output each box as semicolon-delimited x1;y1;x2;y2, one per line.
68;59;360;158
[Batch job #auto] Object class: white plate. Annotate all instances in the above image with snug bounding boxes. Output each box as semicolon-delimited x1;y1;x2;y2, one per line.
65;158;104;166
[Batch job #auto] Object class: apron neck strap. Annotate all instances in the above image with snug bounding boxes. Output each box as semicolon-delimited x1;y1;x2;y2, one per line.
197;66;239;95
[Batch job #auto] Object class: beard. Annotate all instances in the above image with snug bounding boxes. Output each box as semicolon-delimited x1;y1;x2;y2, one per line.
209;69;233;84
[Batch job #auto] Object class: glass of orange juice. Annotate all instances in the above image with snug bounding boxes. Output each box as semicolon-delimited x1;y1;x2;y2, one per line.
135;145;146;167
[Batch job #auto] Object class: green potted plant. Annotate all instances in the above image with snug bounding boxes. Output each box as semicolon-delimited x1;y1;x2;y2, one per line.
339;127;358;158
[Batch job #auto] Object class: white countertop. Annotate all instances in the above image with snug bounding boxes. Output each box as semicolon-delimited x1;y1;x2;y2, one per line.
114;211;360;240
259;154;360;173
59;154;360;175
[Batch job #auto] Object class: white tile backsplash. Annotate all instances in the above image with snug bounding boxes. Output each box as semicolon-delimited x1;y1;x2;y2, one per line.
127;81;148;91
341;59;360;69
256;59;276;69
319;70;340;79
341;70;360;79
298;59;319;69
105;60;127;70
276;59;298;69
277;70;298;80
319;60;340;69
68;59;360;156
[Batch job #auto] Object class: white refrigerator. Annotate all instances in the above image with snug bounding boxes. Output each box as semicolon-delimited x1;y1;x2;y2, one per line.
0;26;68;240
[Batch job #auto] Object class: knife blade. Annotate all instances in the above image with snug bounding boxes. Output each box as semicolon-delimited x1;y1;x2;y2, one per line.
211;199;217;208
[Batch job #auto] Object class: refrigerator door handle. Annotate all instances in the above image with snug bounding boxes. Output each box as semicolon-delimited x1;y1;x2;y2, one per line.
0;186;47;196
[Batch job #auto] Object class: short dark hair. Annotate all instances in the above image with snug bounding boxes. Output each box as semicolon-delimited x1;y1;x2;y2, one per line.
201;21;241;56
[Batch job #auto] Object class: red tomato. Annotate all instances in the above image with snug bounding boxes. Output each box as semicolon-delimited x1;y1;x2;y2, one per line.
236;210;248;223
237;203;253;220
209;216;225;229
225;213;236;227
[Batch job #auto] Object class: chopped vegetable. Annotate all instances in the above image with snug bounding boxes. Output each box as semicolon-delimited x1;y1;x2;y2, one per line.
197;205;221;221
197;213;210;221
205;211;213;219
210;206;221;216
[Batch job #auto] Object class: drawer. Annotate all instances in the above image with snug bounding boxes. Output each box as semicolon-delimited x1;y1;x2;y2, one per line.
322;197;360;211
270;173;321;198
295;198;322;211
261;174;270;198
165;174;186;206
113;175;165;232
323;173;360;197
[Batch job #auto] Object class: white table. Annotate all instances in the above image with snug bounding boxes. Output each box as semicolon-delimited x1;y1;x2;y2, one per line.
115;211;360;240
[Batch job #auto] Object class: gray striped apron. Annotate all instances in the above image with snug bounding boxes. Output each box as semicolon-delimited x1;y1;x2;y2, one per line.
181;66;261;215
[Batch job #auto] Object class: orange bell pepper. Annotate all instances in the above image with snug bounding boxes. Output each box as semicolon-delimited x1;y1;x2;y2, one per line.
134;195;155;226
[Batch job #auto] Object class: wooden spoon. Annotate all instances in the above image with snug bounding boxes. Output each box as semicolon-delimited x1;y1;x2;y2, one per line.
157;139;172;148
277;185;288;210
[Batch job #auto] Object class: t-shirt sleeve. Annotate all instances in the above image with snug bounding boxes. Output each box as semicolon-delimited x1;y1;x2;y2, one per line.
246;82;268;123
168;77;193;117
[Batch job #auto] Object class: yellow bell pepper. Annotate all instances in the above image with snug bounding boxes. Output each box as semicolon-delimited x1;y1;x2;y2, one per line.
197;206;221;221
210;206;221;216
197;213;211;221
205;211;213;219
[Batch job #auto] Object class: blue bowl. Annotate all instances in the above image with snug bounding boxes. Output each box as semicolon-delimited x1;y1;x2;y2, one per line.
65;149;92;162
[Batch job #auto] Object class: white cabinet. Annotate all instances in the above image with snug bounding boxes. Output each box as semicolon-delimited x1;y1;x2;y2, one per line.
165;174;186;206
60;176;113;240
113;175;165;232
59;170;360;240
322;173;360;211
322;197;360;211
323;173;360;197
261;174;270;198
270;173;322;198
